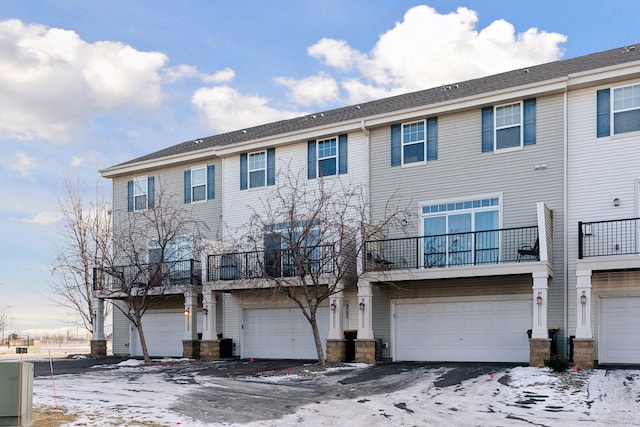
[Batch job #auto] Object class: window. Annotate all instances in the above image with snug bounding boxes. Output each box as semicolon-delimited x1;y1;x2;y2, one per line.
127;176;154;212
390;117;437;166
307;135;347;179
240;148;275;189
148;238;194;284
264;222;322;278
249;151;266;188
422;197;500;267
482;99;536;152
184;165;214;203
598;84;640;136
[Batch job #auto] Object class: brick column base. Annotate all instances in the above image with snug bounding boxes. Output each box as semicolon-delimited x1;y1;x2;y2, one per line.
326;340;346;363
182;340;200;359
90;340;107;358
573;339;594;368
355;339;376;364
200;340;220;361
529;338;551;367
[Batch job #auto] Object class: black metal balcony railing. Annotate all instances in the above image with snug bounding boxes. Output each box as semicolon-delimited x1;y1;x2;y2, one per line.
579;217;640;259
93;259;202;292
207;244;336;281
364;226;539;272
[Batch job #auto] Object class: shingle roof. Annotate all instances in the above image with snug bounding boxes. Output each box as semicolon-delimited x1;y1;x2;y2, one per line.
112;44;640;169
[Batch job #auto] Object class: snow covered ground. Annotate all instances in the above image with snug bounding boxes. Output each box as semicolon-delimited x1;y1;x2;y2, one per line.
31;359;640;426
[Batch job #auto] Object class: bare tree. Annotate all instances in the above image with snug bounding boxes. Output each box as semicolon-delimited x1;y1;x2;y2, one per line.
51;177;113;333
233;168;407;366
96;184;207;363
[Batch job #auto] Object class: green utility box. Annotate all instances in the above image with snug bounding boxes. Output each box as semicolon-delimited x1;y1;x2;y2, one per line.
0;361;34;424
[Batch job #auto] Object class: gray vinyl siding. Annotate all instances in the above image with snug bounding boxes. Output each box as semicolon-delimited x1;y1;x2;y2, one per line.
369;93;567;354
111;158;223;250
111;301;130;356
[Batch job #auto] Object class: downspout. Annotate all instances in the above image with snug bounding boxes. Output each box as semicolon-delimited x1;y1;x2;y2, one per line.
563;88;569;356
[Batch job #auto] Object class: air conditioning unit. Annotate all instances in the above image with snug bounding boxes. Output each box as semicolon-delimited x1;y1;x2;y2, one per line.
0;361;34;421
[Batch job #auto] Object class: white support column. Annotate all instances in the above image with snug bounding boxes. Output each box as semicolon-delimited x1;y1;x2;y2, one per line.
357;280;374;340
183;290;198;341
576;269;593;339
328;289;344;340
92;297;105;341
202;287;217;341
531;272;549;339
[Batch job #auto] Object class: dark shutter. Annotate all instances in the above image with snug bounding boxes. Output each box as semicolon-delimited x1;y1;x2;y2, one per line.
207;165;215;200
127;180;133;212
391;124;401;166
147;176;154;208
267;148;275;186
184;170;191;204
523;98;536;146
307;140;316;179
338;134;348;174
597;89;611;138
481;107;494;152
426;117;438;160
240;153;248;190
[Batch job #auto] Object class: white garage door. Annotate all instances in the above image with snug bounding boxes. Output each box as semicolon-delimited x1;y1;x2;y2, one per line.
599;297;640;364
130;312;202;358
242;307;329;359
394;298;532;362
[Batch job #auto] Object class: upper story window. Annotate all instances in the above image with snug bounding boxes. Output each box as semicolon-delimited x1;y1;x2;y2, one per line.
482;99;536;152
390;117;437;166
240;148;275;190
184;165;214;203
308;135;347;179
598;83;640;137
127;176;154;212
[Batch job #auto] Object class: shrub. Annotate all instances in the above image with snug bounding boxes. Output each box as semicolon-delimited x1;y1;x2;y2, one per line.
544;354;570;372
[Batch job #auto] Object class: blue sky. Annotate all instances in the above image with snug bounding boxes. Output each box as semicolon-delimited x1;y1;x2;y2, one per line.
0;0;638;335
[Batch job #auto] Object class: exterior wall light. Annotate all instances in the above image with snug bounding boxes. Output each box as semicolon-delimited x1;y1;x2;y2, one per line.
536;293;543;306
184;308;190;316
359;300;365;310
613;198;620;207
580;292;587;305
202;307;208;315
330;302;336;311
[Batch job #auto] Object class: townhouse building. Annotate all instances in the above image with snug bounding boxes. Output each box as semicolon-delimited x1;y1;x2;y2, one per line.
92;43;640;367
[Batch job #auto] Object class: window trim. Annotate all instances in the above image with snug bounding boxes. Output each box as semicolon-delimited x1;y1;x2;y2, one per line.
133;176;148;211
190;166;207;203
494;101;523;152
248;150;267;188
612;82;640;135
317;137;338;177
401;119;426;165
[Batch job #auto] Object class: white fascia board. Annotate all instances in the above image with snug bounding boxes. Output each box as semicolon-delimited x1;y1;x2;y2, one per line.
567;61;640;89
364;78;568;127
100;148;218;178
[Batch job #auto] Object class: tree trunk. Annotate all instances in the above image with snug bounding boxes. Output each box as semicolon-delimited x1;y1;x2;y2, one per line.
134;318;151;364
309;315;326;366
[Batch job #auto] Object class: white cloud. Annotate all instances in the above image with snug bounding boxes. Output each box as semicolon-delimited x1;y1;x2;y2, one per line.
71;156;84;167
306;5;567;104
9;211;62;225
163;64;200;82
274;73;340;106
192;86;302;133
4;151;38;177
0;19;168;142
202;67;236;84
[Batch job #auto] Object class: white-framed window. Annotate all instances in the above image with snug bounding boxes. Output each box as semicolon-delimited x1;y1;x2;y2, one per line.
495;102;522;150
317;138;337;177
421;197;500;267
133;177;148;211
402;120;425;164
248;151;266;188
613;83;640;134
190;167;207;202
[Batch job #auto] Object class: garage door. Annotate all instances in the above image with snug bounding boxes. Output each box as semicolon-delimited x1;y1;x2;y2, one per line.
393;298;532;362
242;307;329;359
599;297;640;364
131;312;202;358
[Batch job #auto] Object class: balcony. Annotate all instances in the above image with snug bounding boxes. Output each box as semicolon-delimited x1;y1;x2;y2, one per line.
207;244;336;282
579;217;640;259
93;259;202;293
364;225;540;273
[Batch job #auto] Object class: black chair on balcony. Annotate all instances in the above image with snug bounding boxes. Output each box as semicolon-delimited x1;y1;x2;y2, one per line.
517;238;539;261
